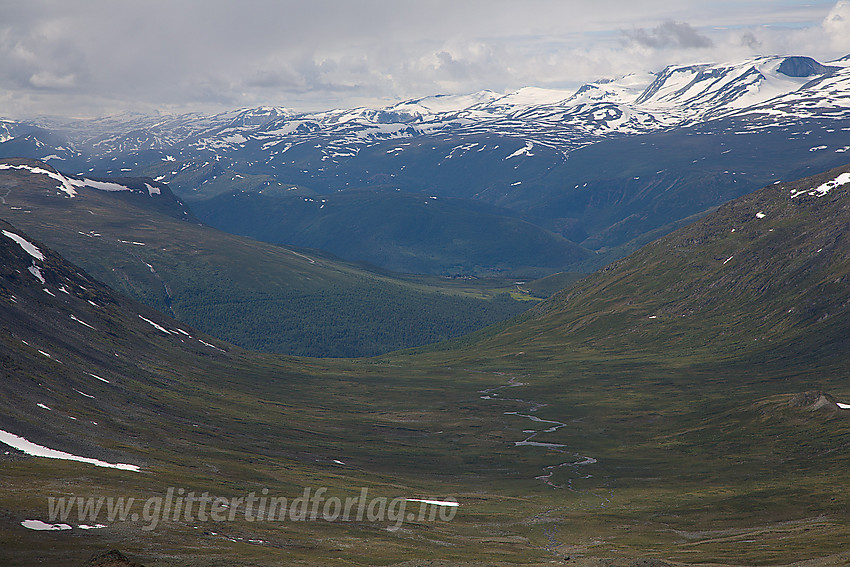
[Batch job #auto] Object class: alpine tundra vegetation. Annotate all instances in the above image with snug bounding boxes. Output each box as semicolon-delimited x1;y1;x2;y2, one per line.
3;4;850;564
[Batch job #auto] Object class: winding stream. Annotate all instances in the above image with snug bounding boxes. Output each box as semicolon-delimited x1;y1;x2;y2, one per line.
478;377;600;492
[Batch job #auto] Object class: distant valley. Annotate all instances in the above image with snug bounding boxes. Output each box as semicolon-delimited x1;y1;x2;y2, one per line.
2;164;850;566
0;159;539;357
3;51;850;567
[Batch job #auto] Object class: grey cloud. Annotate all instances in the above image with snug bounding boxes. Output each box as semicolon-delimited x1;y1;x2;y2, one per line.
434;50;491;80
622;21;714;49
740;32;762;50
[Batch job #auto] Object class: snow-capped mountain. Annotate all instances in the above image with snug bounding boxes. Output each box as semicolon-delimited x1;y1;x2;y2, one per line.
5;52;850;273
15;54;845;164
635;56;838;121
0;121;16;143
728;58;850;125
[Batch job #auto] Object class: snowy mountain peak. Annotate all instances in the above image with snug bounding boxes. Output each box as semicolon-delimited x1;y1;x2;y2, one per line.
563;73;656;106
226;106;295;128
385;90;502;118
633;55;835;121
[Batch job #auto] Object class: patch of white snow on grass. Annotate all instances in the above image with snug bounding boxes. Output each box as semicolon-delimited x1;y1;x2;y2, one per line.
2;230;44;260
0;429;140;471
405;498;459;507
139;314;172;334
69;178;130;192
21;519;72;531
791;172;850;198
70;314;95;329
28;264;46;284
0;164;77;197
198;339;226;352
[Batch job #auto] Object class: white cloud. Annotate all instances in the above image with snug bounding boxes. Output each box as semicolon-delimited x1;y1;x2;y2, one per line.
0;1;846;118
29;71;76;89
822;0;850;50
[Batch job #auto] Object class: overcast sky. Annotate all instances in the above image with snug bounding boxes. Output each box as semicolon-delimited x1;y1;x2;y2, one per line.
2;0;850;119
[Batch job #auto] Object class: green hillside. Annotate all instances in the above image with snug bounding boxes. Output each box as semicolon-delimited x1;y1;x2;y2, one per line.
0;158;535;357
3;165;850;566
469;162;850;359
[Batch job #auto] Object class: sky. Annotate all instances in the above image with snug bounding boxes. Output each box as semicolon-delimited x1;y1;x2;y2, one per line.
2;0;850;119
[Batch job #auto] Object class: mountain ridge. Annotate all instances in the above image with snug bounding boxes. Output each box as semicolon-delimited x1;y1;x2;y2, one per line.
5;52;850;276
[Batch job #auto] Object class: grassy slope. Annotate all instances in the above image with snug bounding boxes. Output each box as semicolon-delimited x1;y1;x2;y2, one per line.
0;222;567;566
3;166;850;566
389;163;850;564
0;159;535;357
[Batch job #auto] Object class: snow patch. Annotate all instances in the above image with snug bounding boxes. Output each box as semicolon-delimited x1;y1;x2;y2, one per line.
0;164;77;197
138;314;172;335
505;142;534;160
791;172;850;198
198;338;226;352
70;314;95;329
28;264;45;284
405;498;459;507
73;389;95;399
0;429;140;471
21;520;72;531
69;177;131;192
2;230;44;260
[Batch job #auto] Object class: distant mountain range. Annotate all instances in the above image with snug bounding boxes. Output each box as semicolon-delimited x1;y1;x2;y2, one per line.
4;54;850;275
